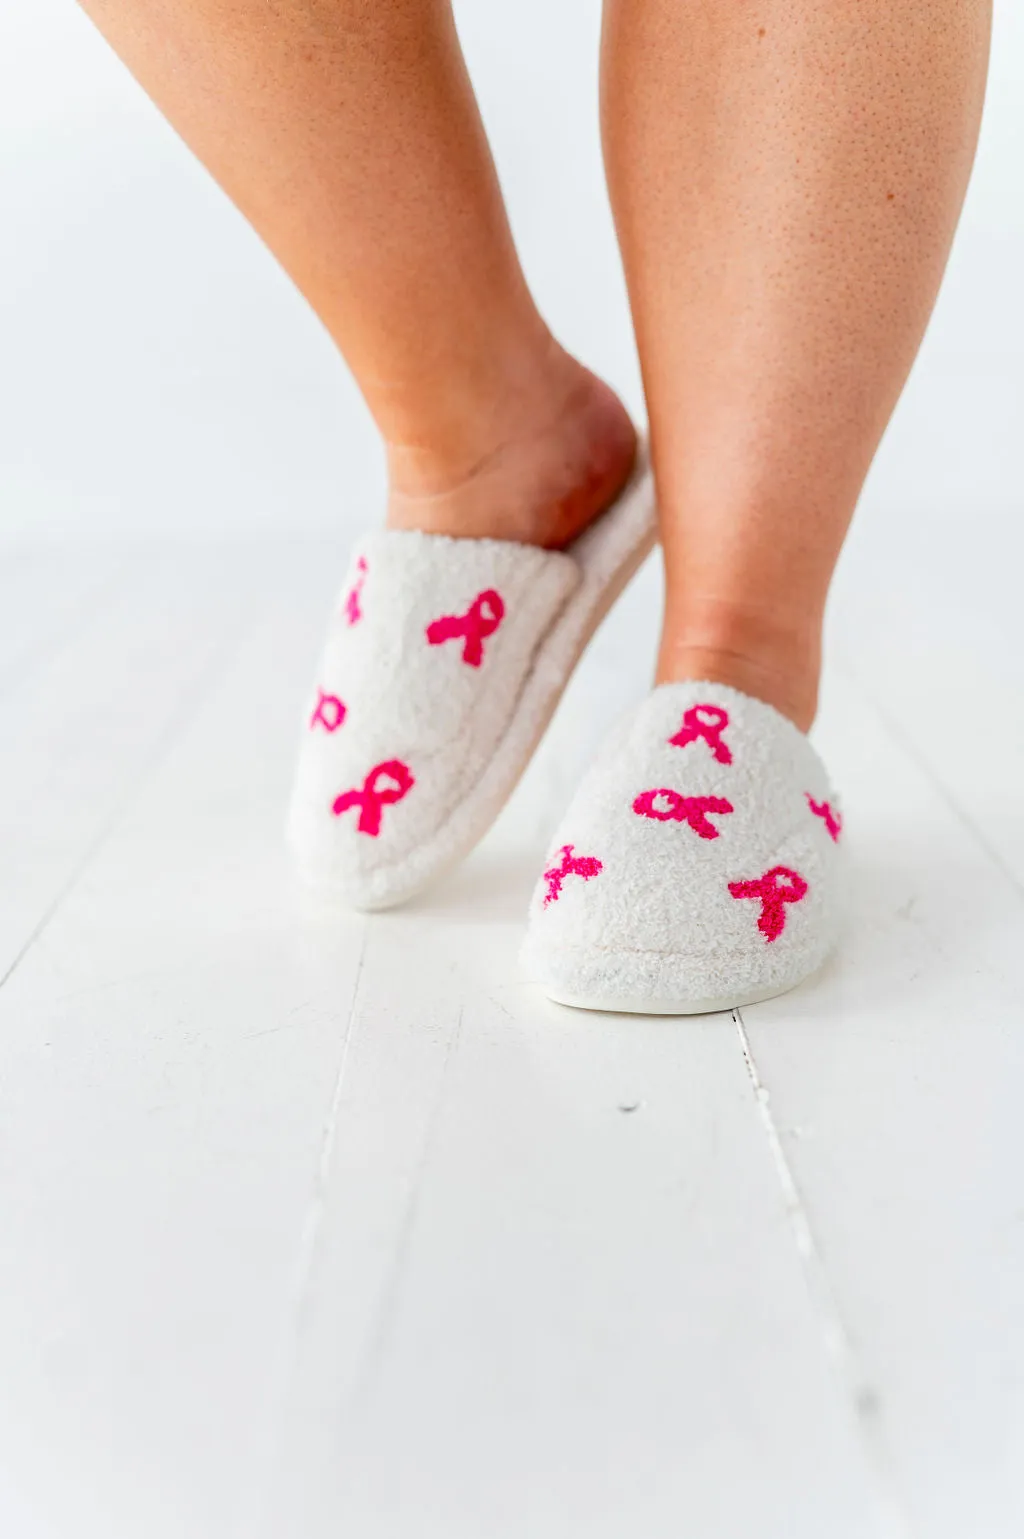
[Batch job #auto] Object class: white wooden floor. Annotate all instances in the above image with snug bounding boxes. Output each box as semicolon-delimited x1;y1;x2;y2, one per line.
1;530;1023;1539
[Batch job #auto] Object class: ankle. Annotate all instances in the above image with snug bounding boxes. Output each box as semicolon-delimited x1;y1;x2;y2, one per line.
656;613;821;732
383;348;637;549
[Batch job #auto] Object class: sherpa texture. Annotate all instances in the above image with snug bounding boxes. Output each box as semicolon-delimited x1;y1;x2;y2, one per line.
520;681;844;1013
287;448;656;909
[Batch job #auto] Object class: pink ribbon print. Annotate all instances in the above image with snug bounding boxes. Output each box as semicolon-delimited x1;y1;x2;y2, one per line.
344;556;368;626
633;788;735;840
542;844;603;906
309;689;347;733
331;759;414;837
728;865;808;942
806;794;842;843
426;588;505;668
669;703;733;765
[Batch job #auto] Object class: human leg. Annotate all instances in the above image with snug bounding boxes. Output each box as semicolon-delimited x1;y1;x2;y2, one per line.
77;0;636;543
524;1;991;1010
601;0;991;728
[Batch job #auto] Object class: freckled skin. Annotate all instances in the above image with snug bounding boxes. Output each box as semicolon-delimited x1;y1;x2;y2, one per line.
77;0;990;722
601;0;991;725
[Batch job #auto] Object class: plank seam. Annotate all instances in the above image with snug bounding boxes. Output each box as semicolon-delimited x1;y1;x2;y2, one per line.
285;920;369;1339
734;1007;913;1539
255;923;368;1539
348;1001;465;1411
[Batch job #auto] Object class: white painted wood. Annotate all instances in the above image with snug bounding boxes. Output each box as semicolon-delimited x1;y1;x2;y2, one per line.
2;536;1023;1539
266;570;896;1539
740;673;1024;1538
0;543;126;702
828;505;1024;895
0;544;361;1539
0;545;261;983
268;916;893;1539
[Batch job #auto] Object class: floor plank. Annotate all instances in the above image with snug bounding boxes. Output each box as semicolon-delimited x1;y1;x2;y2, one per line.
741;674;1024;1538
270;909;894;1539
0;545;261;986
2;537;1023;1538
0;545;362;1539
0;543;127;703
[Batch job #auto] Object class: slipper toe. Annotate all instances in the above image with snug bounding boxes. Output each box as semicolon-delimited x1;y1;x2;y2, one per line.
521;681;844;1013
288;530;579;908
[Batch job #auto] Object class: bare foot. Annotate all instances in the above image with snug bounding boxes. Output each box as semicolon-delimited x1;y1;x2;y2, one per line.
384;344;637;550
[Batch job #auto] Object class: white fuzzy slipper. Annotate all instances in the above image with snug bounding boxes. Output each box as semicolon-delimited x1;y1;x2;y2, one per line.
287;449;656;910
520;681;844;1014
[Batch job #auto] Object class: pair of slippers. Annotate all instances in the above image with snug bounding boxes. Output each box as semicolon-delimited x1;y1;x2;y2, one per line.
287;449;843;1014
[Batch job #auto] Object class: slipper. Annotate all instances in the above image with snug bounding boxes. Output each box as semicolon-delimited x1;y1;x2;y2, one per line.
520;680;844;1013
287;446;657;910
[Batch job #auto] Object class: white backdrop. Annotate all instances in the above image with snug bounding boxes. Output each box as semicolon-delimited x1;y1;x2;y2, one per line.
0;0;1021;550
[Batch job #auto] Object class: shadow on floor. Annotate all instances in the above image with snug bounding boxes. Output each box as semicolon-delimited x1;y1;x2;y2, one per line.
407;844;544;926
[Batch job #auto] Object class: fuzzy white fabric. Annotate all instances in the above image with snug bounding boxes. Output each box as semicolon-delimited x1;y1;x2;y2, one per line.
287;451;656;909
521;681;844;1013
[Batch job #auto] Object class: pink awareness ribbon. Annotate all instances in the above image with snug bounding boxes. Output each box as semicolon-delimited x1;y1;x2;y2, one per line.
669;703;733;764
332;758;414;837
806;794;842;843
632;788;734;840
426;588;505;667
309;689;346;733
728;865;808;942
344;556;368;626
542;843;603;905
